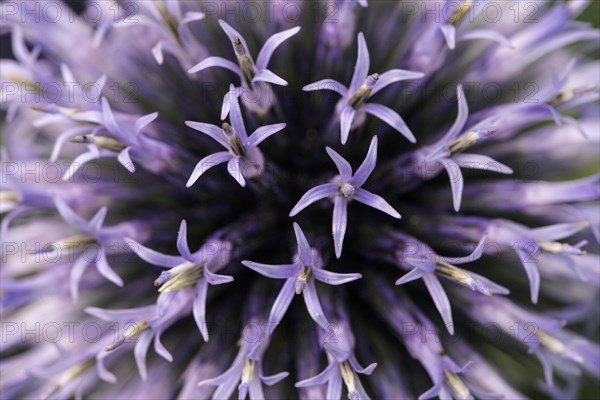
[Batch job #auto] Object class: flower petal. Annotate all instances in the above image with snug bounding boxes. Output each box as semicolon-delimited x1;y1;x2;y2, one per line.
293;222;314;266
247;123;286;148
252;68;288;86
226;84;249;141
302;79;348;97
295;361;337;387
370;69;425;97
312;268;362;285
362;103;416;143
268;277;296;326
185;121;229;149
439;235;488;265
439;24;456;50
332;196;348;259
353;188;401;219
423;274;454;334
441;84;468;142
302;279;329;329
134;330;154;381
135;112;159;135
54;197;89;232
70;254;90;301
193;279;209;341
452;153;513;175
125;238;185;268
241;261;300;279
186;152;231;188
261;371;290;386
289;183;338;216
439;158;464;212
218;19;253;63
458;29;513;48
352;135;378;187
395;268;425;285
528;222;588;242
256;26;300;70
349;32;370;93
517;245;541;304
326;147;353;181
117;147;135;173
96;248;124;287
177;220;193;261
340;106;356;145
188;56;242;76
227;155;247;187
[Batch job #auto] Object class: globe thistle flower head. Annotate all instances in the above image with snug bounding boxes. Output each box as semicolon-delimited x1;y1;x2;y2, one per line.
1;1;599;399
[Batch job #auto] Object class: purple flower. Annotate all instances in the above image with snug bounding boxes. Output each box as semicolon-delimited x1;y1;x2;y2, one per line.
290;136;401;258
303;32;424;144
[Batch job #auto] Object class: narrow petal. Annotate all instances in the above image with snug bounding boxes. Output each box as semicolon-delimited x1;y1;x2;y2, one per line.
439;158;464;212
247;123;286;148
180;11;205;25
193;279;210;341
96;249;124;287
203;265;234;285
226;84;249;141
88;207;107;232
54;197;89;232
395;268;425;285
248;375;265;400
185;121;229;149
302;279;329;329
70;254;90;301
352;135;378;187
268;277;296;326
458;29;513;48
227;156;247;187
293;222;314;266
117;147;135;173
439;24;456;49
256;26;301;70
177;220;193;261
252;68;288;86
349;32;370;93
134;330;154;381
340;106;356;145
188;56;242;76
261;372;289;386
62;150;100;181
125;238;184;268
289;183;338;216
186;152;231;188
423;274;454;334
349;356;377;375
439;234;488;265
326;147;353;180
152;40;164;64
528;222;588;242
312;268;362;285
241;261;299;279
154;332;173;362
332;196;348;259
327;372;342;400
370;69;425;97
295;361;337;387
218;20;253;63
302;79;348;97
353;188;401;218
50;126;89;162
441;84;468;142
101;97;121;135
452;153;513;175
135;112;159;134
362;103;416;143
517;245;541;304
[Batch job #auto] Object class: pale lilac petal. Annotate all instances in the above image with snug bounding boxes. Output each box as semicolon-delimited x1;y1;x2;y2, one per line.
289;183;338;216
180;11;205;25
188;56;242;76
439;234;488;265
312;268;362;285
260;371;289;386
88;207;107;232
154;332;173;362
96;350;117;383
256;26;300;70
85;305;155;322
517;245;541;304
302;279;329;329
193;279;209;341
295;361;337;387
348;356;377;375
439;24;456;49
227;156;247;187
357;0;368;6
70;254;90;301
395;268;425;285
50;126;89;162
62;149;101;181
353;188;401;218
96;249;124;287
419;382;443;400
177;220;193;261
185;121;229;149
441;84;468;142
528;222;588;242
326;147;353;180
249;375;265;399
362;103;416;143
117;147;135;173
135;112;159;134
134;330;154;381
466;271;510;295
327;372;342;400
302;79;348;96
241;261;300;279
218;19;253;62
332;196;348;259
452;153;513;175
352;136;378;187
404;257;436;273
125;238;185;268
226;84;249;141
60;63;75;84
152;40;164;64
203;265;234;285
370;69;425;97
247;123;286;148
340;106;356;145
458;29;513;48
293;222;314;266
54;197;89;232
349;32;370;93
252;68;288;86
101;97;121;135
439;158;464;212
268;277;296;326
423;274;454;334
186;152;231;188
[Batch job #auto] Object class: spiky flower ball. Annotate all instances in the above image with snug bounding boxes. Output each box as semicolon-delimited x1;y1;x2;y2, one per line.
1;1;599;399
